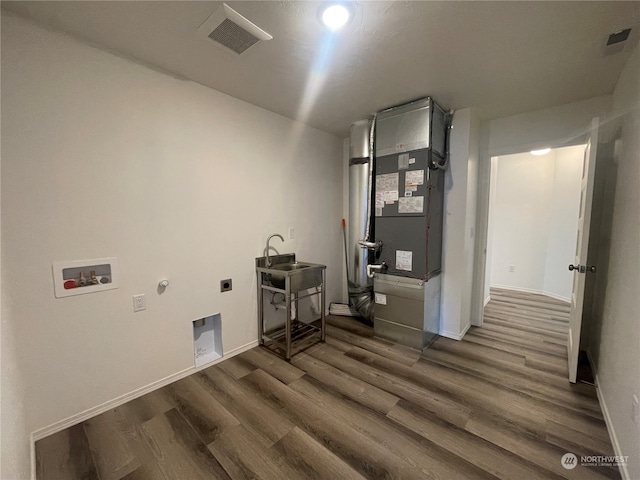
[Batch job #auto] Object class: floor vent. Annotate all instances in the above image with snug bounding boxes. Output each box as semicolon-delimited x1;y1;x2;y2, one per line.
197;3;272;55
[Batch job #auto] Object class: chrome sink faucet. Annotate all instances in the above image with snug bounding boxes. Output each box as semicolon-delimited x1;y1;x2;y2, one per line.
266;233;284;267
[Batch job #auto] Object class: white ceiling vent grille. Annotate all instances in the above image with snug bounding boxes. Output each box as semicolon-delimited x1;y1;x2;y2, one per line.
197;3;272;55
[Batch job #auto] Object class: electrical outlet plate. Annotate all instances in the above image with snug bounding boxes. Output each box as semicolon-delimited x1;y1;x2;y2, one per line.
220;279;232;292
288;227;295;239
133;294;146;312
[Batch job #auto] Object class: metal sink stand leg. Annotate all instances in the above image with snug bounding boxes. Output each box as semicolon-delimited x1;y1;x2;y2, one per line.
321;269;326;342
257;270;264;346
285;276;292;360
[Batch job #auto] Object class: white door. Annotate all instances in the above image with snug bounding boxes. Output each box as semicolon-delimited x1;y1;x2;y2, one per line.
567;118;599;383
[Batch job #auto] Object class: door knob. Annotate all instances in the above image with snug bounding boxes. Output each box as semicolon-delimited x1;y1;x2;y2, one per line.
568;264;596;273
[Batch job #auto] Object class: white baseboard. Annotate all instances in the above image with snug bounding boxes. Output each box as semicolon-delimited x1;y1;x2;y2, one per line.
440;322;471;341
490;284;570;303
587;350;630;480
491;284;544;295
30;339;259;446
586;349;598;386
484;295;491;307
542;290;571;303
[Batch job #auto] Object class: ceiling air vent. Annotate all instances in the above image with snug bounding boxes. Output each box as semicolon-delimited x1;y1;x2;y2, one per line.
197;3;272;55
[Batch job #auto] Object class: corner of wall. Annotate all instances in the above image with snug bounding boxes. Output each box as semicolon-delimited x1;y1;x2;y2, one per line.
589;42;640;480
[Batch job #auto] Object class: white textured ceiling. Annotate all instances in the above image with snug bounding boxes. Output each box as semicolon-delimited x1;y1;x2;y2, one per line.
3;1;639;136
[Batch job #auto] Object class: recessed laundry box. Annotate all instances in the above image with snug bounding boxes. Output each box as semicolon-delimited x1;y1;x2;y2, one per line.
192;314;223;368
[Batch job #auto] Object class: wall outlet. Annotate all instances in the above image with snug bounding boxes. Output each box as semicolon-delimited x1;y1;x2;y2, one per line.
288;227;295;239
220;279;232;292
133;294;146;312
509;265;515;272
633;394;639;426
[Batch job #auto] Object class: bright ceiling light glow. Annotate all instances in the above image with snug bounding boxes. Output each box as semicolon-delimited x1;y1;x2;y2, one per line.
531;148;551;156
321;4;350;30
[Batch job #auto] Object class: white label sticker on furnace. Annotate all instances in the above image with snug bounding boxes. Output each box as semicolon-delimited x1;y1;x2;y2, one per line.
409;158;416;165
375;207;383;217
386;190;399;202
405;169;424;186
376;173;399;193
374;293;387;305
398;153;410;170
398;196;424;214
396;250;413;271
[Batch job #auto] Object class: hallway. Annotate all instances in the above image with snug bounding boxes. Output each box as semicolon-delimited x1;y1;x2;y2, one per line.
476;287;570;376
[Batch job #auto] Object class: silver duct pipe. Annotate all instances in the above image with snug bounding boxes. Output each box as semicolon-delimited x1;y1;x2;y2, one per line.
347;119;375;323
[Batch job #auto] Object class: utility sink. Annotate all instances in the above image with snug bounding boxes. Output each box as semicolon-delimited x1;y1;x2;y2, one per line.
255;251;326;360
256;254;325;292
270;263;312;272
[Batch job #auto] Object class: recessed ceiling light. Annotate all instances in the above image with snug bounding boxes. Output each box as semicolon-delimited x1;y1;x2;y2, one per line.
531;148;551;156
319;3;351;31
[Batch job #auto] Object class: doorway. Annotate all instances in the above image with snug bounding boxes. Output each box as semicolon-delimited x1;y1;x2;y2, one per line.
485;145;586;305
482;145;587;374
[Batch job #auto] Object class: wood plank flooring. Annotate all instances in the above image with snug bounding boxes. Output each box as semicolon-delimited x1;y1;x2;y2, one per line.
36;288;619;480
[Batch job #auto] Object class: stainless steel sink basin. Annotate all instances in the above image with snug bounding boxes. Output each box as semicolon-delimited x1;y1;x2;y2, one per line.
256;255;325;292
270;262;312;272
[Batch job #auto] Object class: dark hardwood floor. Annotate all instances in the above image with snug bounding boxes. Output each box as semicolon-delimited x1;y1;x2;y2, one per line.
36;288;619;480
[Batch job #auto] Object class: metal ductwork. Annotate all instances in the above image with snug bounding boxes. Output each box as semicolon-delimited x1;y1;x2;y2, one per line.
347;119;375;323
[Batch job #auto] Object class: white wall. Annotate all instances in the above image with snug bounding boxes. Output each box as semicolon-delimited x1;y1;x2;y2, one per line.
489;147;582;301
488;95;613;156
587;44;640;480
1;98;31;480
490;151;555;292
440;108;480;339
1;13;344;476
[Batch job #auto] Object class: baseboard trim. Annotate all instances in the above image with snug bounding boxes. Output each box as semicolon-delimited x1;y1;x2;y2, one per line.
440;322;471;341
490;284;570;303
491;284;544;295
30;339;259;445
587;350;630;480
586;349;598;386
542;291;571;303
484;295;491;307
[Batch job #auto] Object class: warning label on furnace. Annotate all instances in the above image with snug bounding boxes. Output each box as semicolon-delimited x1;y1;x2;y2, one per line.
405;169;424;186
396;250;413;271
376;172;399;212
398;153;410;170
376;173;399;195
398;196;424;214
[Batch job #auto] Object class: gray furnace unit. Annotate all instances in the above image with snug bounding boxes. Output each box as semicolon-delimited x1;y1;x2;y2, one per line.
373;97;448;350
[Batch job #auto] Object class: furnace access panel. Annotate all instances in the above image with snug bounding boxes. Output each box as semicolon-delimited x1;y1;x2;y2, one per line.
374;149;444;279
